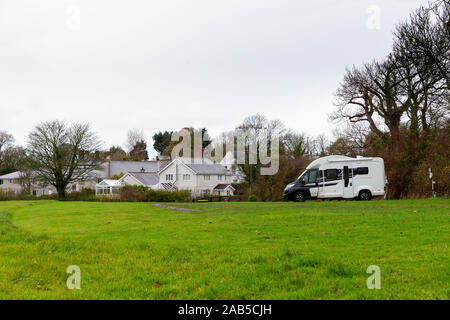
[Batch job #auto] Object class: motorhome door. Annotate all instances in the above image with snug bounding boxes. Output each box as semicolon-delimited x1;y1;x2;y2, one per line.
303;169;319;197
342;165;354;199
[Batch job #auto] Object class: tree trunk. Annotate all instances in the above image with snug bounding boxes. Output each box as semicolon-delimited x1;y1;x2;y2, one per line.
56;182;67;199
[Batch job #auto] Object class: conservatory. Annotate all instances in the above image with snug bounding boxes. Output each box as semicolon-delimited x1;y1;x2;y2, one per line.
95;179;122;196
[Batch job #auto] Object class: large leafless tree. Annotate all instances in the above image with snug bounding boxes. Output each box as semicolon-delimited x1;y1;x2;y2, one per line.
0;131;27;175
331;1;449;145
27;120;102;198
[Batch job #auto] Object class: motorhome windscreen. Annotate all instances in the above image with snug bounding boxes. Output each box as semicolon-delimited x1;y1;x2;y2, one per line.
297;171;306;180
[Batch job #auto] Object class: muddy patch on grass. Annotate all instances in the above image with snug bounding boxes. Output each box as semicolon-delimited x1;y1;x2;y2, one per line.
152;203;198;212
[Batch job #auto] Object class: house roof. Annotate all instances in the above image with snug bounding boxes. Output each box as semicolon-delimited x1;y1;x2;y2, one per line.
127;172;159;186
185;163;232;175
96;179;122;187
213;184;235;191
158;158;232;176
179;158;231;175
108;160;158;176
0;171;21;179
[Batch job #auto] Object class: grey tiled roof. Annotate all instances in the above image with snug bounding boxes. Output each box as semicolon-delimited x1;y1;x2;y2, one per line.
128;172;159;186
186;163;232;175
108;161;158;177
179;159;231;175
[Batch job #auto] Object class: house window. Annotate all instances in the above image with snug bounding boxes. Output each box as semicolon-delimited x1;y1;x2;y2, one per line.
204;175;210;181
218;175;223;181
183;174;190;181
32;190;37;196
97;178;102;183
72;185;77;191
0;179;2;185
166;174;173;181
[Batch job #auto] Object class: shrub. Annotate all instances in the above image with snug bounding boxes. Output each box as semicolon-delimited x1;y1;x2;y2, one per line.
146;189;189;202
119;185;147;202
248;194;258;202
61;188;97;201
118;185;189;202
40;194;58;200
0;189;17;201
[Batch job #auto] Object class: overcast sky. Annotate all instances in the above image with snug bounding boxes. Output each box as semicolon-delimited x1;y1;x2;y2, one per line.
0;0;428;156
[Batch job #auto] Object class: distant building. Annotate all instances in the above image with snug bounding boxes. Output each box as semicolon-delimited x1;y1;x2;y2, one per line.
0;171;55;196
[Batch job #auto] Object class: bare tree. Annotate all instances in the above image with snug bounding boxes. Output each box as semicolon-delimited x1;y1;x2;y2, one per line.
0;131;27;175
27;120;102;199
394;1;450;90
126;129;146;152
393;2;450;134
331;57;407;144
332;1;449;144
0;131;14;153
238;114;286;139
314;134;329;157
281;130;308;156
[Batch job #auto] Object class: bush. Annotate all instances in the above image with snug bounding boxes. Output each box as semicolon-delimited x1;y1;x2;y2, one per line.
40;194;58;200
0;189;17;201
146;189;189;202
119;185;189;202
61;188;97;201
0;190;37;201
119;185;147;202
248;194;258;202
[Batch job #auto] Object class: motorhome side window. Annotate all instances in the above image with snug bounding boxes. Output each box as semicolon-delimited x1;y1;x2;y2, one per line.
325;169;339;181
353;167;369;176
317;170;324;183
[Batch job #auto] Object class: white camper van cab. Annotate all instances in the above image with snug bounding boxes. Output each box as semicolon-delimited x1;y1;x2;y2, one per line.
283;156;386;202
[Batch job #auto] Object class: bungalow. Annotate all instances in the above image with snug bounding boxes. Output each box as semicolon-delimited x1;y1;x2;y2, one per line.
95;172;160;195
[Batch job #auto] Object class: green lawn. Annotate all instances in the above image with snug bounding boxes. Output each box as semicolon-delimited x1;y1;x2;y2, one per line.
0;199;448;299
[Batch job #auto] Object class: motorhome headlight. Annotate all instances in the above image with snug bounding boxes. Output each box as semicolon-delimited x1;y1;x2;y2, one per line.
285;183;295;190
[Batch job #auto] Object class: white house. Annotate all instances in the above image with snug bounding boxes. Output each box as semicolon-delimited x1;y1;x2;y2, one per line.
156;158;235;197
0;171;56;196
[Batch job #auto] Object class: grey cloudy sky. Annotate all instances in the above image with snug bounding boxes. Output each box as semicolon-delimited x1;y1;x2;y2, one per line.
0;0;428;156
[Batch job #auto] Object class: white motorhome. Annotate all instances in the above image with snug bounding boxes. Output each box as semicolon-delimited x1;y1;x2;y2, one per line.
283;155;386;202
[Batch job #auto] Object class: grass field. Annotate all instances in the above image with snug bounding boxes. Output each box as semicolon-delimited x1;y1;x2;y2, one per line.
0;199;448;300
